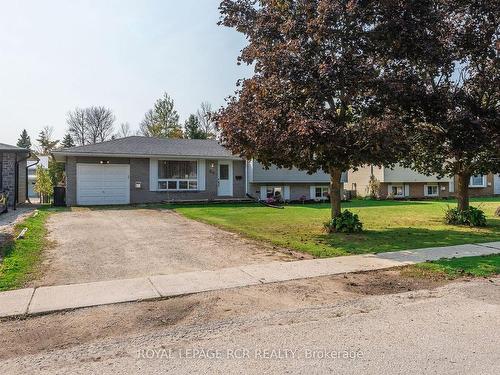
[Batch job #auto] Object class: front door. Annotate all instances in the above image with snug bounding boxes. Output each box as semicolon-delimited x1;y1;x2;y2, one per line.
217;161;233;196
495;174;500;195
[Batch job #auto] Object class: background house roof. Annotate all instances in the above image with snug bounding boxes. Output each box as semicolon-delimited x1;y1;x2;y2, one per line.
52;136;240;159
0;143;30;153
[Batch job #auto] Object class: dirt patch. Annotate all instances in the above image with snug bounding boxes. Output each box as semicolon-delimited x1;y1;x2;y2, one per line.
0;207;35;252
0;267;456;360
36;208;299;286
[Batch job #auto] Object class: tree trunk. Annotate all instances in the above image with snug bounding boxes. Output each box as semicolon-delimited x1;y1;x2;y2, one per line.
456;172;470;211
329;167;342;218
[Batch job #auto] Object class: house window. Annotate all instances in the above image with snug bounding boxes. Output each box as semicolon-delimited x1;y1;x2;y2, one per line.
158;160;197;191
315;186;329;199
469;175;485;187
391;185;404;197
425;185;438;197
266;186;282;199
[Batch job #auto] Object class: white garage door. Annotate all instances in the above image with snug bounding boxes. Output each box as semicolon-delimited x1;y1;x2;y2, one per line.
77;164;130;205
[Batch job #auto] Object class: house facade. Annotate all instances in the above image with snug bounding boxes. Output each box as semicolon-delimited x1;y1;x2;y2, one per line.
0;143;30;207
247;161;347;201
349;165;500;199
53;137;343;206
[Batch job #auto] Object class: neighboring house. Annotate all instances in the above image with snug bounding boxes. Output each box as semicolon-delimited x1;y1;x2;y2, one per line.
52;136;346;206
27;155;49;199
0;143;30;207
349;165;500;199
247;161;348;201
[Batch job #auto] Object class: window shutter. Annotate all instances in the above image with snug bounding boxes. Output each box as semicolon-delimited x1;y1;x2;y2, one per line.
197;160;206;191
310;186;316;200
387;185;392;195
423;185;428;197
449;179;455;193
260;186;267;200
283;186;290;201
149;158;158;192
404;184;410;197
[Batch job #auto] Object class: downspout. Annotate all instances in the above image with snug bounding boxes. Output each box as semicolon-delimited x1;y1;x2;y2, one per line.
244;160;248;196
14;151;31;210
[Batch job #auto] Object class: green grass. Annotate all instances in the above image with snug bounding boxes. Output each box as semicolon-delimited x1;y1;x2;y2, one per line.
169;197;500;257
405;254;500;279
0;208;55;291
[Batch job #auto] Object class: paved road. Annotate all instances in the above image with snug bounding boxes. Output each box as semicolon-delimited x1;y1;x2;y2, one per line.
1;278;498;374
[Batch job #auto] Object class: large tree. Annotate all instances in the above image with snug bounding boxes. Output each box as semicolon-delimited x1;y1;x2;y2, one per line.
140;93;183;138
382;0;499;212
36;126;59;155
216;0;407;218
17;129;31;149
115;122;133;138
67;108;87;146
85;106;115;143
197;102;217;139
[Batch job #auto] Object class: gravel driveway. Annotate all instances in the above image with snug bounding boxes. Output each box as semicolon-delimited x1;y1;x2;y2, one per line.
37;208;295;286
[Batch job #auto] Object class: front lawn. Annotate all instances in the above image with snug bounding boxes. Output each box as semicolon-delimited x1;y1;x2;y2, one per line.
0;207;57;291
403;254;500;279
171;198;500;257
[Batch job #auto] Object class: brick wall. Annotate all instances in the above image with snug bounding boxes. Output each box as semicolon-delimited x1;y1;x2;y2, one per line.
1;152;16;206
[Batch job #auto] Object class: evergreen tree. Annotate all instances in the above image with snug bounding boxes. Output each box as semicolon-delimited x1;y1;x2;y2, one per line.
17;129;32;149
184;114;207;139
61;133;75;148
140;93;183;138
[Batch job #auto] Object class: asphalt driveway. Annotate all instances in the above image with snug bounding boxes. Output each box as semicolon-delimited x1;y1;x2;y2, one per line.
37;208;295;286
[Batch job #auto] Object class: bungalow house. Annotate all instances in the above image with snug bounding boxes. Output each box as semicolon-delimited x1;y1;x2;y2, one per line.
348;165;500;199
0;143;30;208
52;136;345;206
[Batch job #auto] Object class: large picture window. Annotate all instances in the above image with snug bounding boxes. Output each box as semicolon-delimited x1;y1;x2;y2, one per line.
158;160;197;191
469;175;486;187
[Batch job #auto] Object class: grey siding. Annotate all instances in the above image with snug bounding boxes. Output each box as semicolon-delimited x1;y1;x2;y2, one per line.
17;159;27;203
250;161;348;183
65;156;77;206
250;162;331;183
232;160;246;198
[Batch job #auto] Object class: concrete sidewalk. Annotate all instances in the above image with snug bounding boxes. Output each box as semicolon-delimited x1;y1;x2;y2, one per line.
1;242;499;318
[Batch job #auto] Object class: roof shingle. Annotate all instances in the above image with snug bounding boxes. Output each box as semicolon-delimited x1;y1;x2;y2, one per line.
53;136;239;159
0;143;29;152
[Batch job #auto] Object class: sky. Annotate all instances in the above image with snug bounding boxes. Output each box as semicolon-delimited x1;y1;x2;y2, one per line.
0;0;252;145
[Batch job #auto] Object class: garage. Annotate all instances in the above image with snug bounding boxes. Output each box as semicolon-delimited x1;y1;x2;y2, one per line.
76;164;130;205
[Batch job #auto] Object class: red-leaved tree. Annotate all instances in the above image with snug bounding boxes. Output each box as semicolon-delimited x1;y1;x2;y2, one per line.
380;0;499;212
216;0;408;219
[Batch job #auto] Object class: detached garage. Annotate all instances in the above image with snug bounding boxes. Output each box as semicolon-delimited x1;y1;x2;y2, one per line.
76;164;130;205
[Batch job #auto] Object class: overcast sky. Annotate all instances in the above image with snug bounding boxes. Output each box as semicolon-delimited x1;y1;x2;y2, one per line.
0;0;251;145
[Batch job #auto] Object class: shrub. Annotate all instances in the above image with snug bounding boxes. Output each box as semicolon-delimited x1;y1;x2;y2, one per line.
444;206;487;227
324;210;363;233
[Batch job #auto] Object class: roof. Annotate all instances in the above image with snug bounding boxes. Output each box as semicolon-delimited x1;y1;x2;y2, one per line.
52;136;240;160
0;143;30;153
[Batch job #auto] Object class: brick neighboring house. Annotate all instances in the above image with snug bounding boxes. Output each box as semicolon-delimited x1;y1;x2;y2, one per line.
0;143;30;208
349;165;500;199
52;136;347;206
